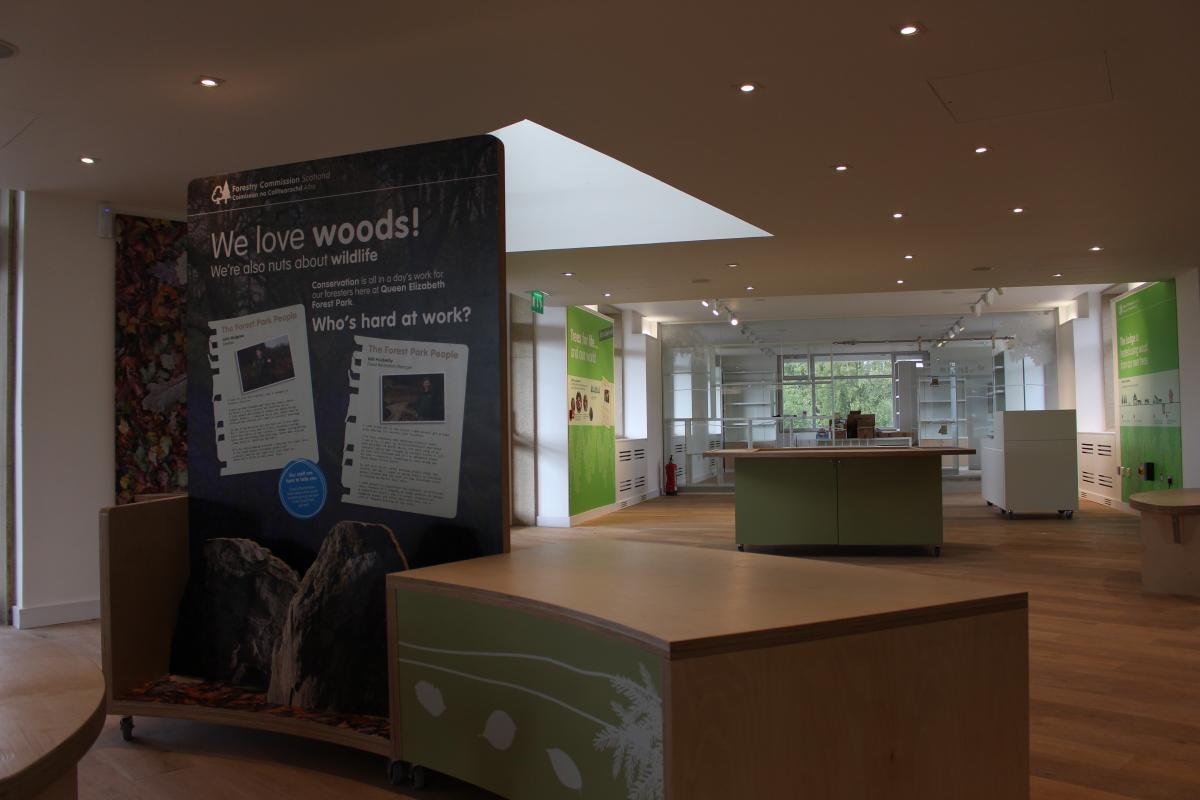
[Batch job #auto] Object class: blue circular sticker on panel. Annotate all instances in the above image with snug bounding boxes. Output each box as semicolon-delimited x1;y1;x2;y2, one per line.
278;459;327;519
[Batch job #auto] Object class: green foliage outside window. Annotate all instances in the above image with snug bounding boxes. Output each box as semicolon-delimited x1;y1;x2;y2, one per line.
782;356;895;427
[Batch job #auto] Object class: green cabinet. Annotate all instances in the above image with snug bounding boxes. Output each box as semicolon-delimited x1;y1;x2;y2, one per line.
734;454;944;548
735;458;838;546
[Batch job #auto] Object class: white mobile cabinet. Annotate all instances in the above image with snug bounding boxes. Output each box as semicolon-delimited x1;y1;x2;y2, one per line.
982;410;1079;518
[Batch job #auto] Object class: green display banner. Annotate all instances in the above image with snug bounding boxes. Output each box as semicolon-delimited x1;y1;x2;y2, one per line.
566;306;616;516
1116;280;1182;500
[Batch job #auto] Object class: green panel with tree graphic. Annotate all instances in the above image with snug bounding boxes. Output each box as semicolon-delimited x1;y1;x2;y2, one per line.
395;587;663;799
1116;280;1183;500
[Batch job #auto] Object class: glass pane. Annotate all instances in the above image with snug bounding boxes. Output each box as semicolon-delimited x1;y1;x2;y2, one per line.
782;357;809;378
813;379;834;418
833;357;891;376
782;383;813;421
832;377;895;426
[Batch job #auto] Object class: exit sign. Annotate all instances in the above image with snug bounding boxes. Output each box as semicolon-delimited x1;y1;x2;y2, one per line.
531;290;545;315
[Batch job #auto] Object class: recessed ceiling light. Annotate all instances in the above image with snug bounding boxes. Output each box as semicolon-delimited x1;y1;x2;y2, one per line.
745;285;755;291
834;164;851;172
892;211;904;219
974;145;989;154
727;263;739;268
603;292;612;298
729;317;739;326
1089;245;1103;252
196;75;225;88
701;300;710;308
738;82;758;93
896;279;905;284
897;23;923;36
562;271;574;277
1011;207;1024;214
904;254;914;260
712;308;719;317
1052;273;1063;278
80;156;97;164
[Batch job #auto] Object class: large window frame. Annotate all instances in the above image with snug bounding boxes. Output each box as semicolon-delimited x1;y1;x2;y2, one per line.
778;351;897;428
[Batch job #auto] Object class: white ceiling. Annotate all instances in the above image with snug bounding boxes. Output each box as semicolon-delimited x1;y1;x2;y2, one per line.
619;283;1112;324
2;1;1198;305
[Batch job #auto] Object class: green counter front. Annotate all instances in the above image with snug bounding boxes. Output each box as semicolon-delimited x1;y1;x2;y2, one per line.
705;447;974;552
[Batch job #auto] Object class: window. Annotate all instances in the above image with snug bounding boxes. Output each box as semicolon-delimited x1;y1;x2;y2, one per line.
779;353;896;427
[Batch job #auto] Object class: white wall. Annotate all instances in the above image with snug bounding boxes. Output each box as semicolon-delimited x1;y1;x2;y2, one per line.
621;311;648;439
1177;268;1200;488
14;193;116;626
1067;291;1106;432
645;330;663;496
534;306;569;525
533;306;662;525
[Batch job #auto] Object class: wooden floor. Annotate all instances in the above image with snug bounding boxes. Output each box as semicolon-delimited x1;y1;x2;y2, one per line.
16;486;1200;799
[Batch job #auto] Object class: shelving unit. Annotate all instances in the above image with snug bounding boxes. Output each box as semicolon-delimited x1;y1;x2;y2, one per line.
918;375;968;473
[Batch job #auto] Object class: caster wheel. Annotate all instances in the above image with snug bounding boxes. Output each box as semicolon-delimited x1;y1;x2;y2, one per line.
986;501;993;507
119;716;134;742
1064;510;1074;519
932;546;941;558
387;760;409;787
1006;510;1015;519
411;765;429;791
736;544;745;552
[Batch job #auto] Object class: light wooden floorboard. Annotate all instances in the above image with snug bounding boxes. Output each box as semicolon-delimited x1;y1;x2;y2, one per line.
11;485;1200;798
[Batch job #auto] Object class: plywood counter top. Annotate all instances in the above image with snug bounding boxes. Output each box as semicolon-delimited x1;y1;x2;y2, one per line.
1130;488;1200;514
0;631;105;800
704;446;975;459
390;540;1023;659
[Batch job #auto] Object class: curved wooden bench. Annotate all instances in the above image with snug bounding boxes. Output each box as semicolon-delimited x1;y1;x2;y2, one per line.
0;632;106;800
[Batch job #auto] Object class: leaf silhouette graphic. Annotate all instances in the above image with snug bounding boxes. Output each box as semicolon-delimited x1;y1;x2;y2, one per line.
592;663;663;799
414;680;446;717
546;748;583;791
481;709;517;750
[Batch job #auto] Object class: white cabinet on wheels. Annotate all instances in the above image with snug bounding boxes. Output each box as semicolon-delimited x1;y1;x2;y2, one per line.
982;410;1079;518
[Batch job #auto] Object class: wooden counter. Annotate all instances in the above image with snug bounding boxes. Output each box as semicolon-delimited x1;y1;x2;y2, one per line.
388;540;1029;799
1129;488;1200;597
0;631;106;800
703;446;976;552
704;446;975;459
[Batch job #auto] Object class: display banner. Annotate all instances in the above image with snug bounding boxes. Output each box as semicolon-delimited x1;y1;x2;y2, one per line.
1116;280;1182;500
566;306;616;515
176;136;506;722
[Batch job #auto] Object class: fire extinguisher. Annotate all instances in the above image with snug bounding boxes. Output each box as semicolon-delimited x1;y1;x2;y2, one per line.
664;456;678;496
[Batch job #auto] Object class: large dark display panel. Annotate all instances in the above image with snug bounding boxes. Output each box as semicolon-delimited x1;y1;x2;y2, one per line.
174;136;506;719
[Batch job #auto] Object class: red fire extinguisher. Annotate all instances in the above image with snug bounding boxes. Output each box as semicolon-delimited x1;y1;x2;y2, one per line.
664;456;678;496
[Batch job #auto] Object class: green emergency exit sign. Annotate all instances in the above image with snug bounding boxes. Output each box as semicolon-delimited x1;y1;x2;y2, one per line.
531;290;545;314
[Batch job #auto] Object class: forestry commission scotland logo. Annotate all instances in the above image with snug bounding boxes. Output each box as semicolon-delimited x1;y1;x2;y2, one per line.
211;180;231;206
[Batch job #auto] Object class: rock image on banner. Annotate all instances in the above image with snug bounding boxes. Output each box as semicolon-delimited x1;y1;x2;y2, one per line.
174;136;506;726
